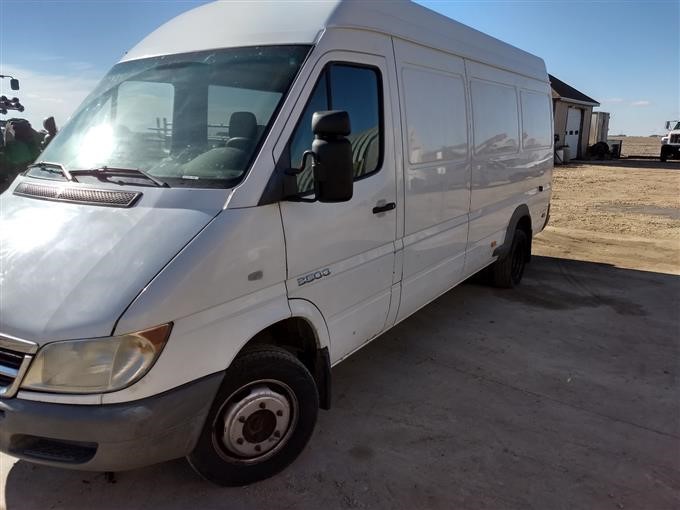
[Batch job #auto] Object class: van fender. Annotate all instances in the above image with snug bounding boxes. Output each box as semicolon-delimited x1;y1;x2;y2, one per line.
493;204;531;259
223;297;332;409
288;298;332;409
100;284;292;404
288;298;331;353
198;295;332;375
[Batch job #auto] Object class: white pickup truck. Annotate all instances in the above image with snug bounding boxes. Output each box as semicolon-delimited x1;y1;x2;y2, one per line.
661;121;680;161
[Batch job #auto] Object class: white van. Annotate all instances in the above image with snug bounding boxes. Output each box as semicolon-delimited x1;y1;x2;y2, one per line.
0;0;552;485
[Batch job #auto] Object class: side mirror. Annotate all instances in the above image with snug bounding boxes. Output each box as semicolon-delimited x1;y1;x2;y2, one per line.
10;79;19;91
310;110;353;203
665;121;672;130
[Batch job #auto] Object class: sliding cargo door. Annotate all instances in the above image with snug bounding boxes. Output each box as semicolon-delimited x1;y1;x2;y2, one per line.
393;38;471;323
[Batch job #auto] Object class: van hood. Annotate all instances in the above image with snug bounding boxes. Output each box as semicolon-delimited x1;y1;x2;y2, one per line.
0;178;228;344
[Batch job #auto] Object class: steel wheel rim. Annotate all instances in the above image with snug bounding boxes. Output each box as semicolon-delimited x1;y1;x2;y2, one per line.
213;379;299;464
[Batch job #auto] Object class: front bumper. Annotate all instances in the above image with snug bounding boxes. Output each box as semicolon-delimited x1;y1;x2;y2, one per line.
0;373;222;472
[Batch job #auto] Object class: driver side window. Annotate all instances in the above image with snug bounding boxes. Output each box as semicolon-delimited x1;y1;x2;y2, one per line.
288;63;382;194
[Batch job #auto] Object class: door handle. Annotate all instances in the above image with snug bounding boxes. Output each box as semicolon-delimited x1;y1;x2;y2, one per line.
372;202;396;214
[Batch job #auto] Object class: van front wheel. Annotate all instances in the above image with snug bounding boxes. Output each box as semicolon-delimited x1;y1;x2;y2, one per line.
188;345;319;486
492;229;528;288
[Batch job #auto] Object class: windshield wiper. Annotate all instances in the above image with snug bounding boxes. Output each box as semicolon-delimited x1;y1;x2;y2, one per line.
28;161;77;182
69;166;169;188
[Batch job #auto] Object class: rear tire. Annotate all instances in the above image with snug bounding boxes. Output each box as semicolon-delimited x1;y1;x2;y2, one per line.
491;229;528;288
188;345;319;486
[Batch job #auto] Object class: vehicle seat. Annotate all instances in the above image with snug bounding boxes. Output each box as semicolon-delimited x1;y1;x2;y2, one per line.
226;112;257;152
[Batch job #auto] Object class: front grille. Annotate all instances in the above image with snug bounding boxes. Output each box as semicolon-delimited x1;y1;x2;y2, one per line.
670;134;680;144
10;435;98;464
0;349;24;369
14;182;141;208
0;347;29;398
0;335;37;399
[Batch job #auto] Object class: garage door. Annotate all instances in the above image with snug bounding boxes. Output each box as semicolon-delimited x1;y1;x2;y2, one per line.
565;107;582;160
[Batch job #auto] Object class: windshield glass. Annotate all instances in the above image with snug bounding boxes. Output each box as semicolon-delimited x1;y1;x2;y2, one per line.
35;45;310;188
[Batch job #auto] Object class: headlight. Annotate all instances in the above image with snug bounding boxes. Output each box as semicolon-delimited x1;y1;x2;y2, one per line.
21;324;172;394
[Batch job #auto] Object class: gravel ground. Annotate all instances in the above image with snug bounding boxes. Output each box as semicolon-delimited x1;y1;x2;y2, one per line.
1;160;679;510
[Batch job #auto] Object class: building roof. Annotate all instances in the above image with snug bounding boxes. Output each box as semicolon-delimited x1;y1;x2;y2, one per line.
549;74;600;106
122;0;547;81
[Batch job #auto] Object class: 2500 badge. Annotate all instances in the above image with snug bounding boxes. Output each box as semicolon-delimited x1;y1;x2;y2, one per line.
297;268;331;286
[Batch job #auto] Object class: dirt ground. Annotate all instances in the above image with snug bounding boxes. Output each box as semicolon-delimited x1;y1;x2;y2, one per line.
534;160;680;275
608;136;662;158
1;161;679;510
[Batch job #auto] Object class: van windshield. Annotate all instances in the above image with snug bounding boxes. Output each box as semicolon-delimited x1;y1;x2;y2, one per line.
35;45;310;188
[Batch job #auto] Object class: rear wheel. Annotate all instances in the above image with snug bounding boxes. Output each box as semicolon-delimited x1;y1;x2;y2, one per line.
491;229;528;288
188;345;319;486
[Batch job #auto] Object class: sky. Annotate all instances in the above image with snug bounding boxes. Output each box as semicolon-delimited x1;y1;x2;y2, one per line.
0;0;678;135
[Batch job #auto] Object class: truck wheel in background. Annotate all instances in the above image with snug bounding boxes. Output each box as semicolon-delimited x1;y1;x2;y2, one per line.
660;146;669;162
188;345;319;486
491;229;529;288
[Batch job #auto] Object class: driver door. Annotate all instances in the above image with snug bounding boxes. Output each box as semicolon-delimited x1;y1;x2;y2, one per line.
279;52;397;363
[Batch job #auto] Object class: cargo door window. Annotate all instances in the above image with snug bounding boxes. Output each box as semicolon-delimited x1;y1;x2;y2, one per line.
470;79;519;156
288;64;383;194
402;67;468;163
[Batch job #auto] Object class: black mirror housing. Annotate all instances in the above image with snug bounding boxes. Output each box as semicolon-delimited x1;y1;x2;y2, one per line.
311;110;353;203
10;79;19;91
312;110;350;137
313;137;353;202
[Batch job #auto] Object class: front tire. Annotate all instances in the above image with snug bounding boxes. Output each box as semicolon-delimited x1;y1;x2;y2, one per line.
660;146;669;162
188;345;319;486
491;229;529;288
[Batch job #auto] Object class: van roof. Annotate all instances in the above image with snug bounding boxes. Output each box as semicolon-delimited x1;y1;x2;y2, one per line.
121;0;547;81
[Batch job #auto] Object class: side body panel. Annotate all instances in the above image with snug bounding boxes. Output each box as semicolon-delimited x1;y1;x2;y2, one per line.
463;60;552;277
392;38;471;323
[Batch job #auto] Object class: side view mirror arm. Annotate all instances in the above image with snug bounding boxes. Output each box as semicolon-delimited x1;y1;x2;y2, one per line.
284;150;317;176
283;151;318;203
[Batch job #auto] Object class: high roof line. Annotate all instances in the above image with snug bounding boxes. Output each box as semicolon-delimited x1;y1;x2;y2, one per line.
122;0;547;82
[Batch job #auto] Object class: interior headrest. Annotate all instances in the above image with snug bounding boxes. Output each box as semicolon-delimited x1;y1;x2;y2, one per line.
229;111;257;139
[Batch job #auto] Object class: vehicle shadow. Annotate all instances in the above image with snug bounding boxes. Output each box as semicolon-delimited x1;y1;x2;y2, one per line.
3;255;679;510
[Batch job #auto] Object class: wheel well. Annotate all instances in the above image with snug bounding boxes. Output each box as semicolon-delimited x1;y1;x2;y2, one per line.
240;317;331;410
